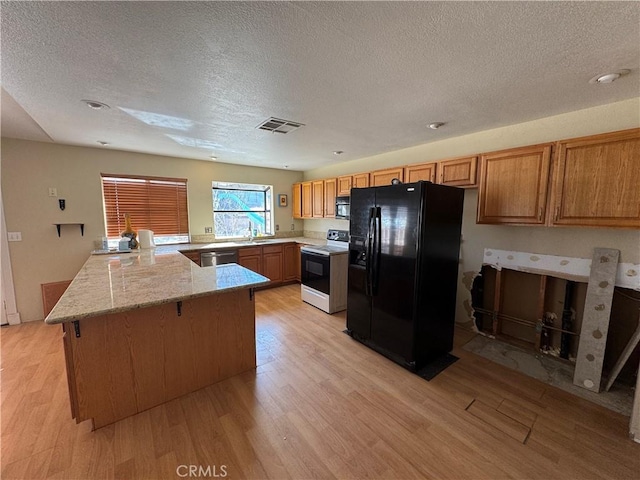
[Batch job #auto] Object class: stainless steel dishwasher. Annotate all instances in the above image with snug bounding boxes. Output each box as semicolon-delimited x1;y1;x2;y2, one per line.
200;250;238;267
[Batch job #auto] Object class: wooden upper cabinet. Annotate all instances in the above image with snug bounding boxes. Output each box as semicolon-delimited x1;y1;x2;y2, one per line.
312;180;324;218
438;156;478;188
477;144;552;225
353;173;369;189
550;128;640;228
292;183;302;219
337;176;352;196
404;163;436;183
370;167;403;187
301;182;312;218
324;178;337;217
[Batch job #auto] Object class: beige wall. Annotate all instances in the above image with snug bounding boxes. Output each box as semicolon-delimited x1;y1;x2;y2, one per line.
1;139;303;321
303;98;640;327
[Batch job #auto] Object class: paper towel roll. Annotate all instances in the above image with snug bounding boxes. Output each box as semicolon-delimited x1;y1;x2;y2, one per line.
138;229;155;248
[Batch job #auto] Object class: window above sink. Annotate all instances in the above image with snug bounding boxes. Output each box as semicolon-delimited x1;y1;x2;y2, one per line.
212;182;274;239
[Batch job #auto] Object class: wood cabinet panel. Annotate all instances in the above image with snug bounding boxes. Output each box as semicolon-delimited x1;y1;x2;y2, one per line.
283;243;299;282
312;180;324;218
370;167;403;187
66;290;255;428
324;179;337;217
238;247;262;275
337;176;352;196
62;322;79;419
550;128;640;228
301;182;312;218
263;251;283;284
404;163;436;183
180;251;201;266
292;183;302;219
353;173;370;189
477;144;552;225
438;156;478;187
42;280;72;318
295;244;304;282
238;256;261;274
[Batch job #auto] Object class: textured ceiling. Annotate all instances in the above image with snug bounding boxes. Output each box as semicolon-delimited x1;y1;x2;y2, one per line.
1;2;639;171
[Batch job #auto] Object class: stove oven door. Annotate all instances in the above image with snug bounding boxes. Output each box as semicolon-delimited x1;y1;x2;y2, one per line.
301;251;330;295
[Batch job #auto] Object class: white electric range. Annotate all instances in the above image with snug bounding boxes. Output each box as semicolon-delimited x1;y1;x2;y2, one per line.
300;230;349;314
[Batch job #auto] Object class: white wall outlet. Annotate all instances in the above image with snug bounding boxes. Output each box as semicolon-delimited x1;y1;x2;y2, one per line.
291;224;295;230
275;224;279;231
204;227;212;233
48;187;57;197
7;232;22;242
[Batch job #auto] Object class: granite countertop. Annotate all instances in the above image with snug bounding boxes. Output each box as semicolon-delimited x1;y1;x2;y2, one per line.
171;236;326;252
45;249;270;325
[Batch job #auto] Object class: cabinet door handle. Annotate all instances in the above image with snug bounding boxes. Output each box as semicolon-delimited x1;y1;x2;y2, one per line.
539;207;543;220
555;206;560;221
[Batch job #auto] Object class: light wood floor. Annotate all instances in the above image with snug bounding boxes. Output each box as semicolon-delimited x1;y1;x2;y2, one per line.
1;284;638;479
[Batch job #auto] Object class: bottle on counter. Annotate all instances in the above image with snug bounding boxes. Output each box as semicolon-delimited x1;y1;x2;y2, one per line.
121;213;138;249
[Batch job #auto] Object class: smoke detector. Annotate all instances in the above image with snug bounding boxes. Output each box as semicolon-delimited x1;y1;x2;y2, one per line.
256;117;304;134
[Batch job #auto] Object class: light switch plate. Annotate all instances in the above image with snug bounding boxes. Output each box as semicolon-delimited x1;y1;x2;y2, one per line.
48;187;57;197
204;227;212;233
8;232;22;242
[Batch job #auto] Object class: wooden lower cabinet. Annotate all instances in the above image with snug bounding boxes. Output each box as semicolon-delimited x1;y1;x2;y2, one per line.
42;280;72;317
295;244;304;282
62;289;256;429
180;250;202;265
238;247;262;275
262;245;283;283
283;243;299;282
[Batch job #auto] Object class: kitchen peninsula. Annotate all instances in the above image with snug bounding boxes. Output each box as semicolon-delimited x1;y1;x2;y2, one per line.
45;249;270;429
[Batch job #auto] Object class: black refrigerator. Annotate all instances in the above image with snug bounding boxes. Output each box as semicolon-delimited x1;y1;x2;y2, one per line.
346;181;464;371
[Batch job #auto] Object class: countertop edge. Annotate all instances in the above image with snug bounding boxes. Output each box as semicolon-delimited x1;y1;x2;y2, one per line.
44;278;270;325
44;253;271;325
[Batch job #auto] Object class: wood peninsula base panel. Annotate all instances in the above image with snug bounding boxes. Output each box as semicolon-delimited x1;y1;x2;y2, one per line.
65;289;256;429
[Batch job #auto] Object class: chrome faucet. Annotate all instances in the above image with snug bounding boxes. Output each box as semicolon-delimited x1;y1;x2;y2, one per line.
248;221;254;241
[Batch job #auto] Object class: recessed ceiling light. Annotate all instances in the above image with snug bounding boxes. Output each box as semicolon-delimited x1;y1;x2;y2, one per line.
97;141;109;146
210;155;217;161
333;150;344;155
589;69;630;84
428;122;446;130
82;99;110;110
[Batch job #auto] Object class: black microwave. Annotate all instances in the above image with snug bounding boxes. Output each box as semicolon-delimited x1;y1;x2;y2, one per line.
335;196;350;219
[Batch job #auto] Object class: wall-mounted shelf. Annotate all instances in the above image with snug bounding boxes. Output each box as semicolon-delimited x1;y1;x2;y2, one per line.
54;223;84;237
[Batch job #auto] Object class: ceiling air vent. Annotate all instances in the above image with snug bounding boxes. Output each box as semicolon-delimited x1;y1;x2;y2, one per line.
256;117;304;134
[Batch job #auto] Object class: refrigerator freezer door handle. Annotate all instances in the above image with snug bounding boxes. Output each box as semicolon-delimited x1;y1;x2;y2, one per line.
365;207;375;297
372;207;381;295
